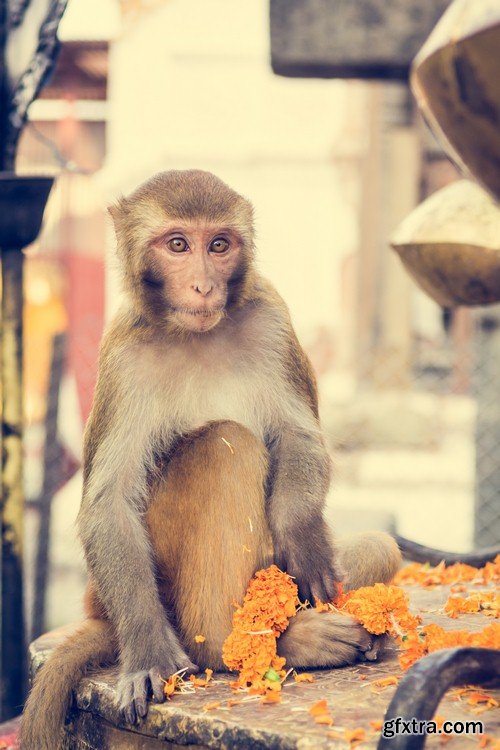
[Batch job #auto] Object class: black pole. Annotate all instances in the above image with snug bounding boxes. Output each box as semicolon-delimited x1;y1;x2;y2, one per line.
0;175;54;719
0;0;9;169
32;333;66;639
0;244;27;720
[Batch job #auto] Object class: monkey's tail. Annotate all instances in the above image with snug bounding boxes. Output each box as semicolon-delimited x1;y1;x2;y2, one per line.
19;618;116;750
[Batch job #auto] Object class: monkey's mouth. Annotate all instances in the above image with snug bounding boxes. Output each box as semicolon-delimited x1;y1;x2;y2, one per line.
170;306;225;332
172;306;225;318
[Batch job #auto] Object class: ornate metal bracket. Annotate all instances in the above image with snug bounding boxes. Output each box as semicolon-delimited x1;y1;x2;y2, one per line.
394;535;500;568
378;647;500;750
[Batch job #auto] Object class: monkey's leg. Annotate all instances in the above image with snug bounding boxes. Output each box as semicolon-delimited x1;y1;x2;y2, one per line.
278;530;402;667
146;420;272;669
147;421;381;673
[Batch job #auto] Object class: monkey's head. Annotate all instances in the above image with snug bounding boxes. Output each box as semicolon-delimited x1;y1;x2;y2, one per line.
109;170;256;333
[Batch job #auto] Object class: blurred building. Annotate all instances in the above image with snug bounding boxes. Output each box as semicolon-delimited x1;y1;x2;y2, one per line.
18;0;489;631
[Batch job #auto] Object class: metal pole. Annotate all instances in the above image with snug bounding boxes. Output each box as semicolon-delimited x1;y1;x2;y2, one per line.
474;309;500;548
32;333;66;639
0;245;26;720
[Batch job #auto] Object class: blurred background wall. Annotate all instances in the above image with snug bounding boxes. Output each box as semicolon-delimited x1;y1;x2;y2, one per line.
16;0;495;633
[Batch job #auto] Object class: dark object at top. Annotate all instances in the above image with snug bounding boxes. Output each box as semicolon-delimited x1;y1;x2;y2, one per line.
0;0;68;170
0;174;54;248
270;0;451;80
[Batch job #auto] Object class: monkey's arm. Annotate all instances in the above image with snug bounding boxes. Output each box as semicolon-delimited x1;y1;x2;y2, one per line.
77;334;196;722
267;330;340;604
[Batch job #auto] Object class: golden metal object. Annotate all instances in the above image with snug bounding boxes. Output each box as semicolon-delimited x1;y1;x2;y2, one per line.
412;0;500;200
391;180;500;307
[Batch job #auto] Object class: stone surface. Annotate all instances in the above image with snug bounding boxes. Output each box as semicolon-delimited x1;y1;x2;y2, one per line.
270;0;450;80
30;587;500;748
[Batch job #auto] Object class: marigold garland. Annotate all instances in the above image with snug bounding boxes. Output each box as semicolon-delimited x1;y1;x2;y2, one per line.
393;556;500;587
337;583;421;636
398;622;500;670
200;556;500;705
444;591;499;619
222;564;299;696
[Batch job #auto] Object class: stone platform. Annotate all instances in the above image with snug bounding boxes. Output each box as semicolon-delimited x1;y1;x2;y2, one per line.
29;587;499;749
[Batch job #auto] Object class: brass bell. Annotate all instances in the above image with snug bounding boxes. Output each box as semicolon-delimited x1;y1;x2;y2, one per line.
391;180;500;307
412;0;500;200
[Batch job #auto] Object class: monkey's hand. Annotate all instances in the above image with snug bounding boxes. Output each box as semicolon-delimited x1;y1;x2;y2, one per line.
117;633;198;724
274;516;341;605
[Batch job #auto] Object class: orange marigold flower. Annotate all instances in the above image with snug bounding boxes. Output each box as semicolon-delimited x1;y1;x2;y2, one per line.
394;556;500;588
189;668;213;688
482;555;500;583
472;623;500;649
294;672;314;683
467;692;499;708
261;690;282;704
309;699;334;726
478;734;500;749
163;673;186;699
399;622;500;670
315;714;335;726
444;596;481;618
309;699;330;717
345;728;367;744
370;675;399;691
222;565;299;693
340;583;418;635
445;591;499;619
442;563;479;584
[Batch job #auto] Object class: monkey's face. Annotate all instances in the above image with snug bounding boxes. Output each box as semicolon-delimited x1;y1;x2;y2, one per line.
150;222;243;333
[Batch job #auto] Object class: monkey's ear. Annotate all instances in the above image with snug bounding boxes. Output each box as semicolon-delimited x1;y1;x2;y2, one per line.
107;197;129;225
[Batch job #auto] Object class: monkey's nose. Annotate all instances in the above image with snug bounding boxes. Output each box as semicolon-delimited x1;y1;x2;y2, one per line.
193;281;213;296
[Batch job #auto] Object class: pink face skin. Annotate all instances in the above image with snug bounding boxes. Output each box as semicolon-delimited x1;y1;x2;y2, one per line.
151;222;242;332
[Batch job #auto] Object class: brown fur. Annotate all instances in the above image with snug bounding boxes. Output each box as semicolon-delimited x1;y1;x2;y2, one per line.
110;170;257;327
20;171;402;748
146;421;272;668
20;420;400;749
19;620;116;750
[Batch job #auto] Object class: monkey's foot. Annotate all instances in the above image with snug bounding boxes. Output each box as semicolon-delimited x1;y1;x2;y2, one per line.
117;658;198;724
277;609;373;668
363;633;389;662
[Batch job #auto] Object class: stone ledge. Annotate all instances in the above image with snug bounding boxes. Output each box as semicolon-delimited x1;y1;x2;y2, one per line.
30;587;500;748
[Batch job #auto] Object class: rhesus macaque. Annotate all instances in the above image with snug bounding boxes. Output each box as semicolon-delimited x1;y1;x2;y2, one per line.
20;170;401;749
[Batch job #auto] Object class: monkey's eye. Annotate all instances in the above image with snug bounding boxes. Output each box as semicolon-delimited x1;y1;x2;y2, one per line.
209;238;229;254
167;237;188;253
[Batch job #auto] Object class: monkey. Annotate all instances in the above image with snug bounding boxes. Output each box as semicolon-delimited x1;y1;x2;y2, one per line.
20;170;401;749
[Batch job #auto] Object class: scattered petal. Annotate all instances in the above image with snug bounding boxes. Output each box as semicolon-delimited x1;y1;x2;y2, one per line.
370;676;399;690
309;699;330;717
294;672;314;683
261;691;282;704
